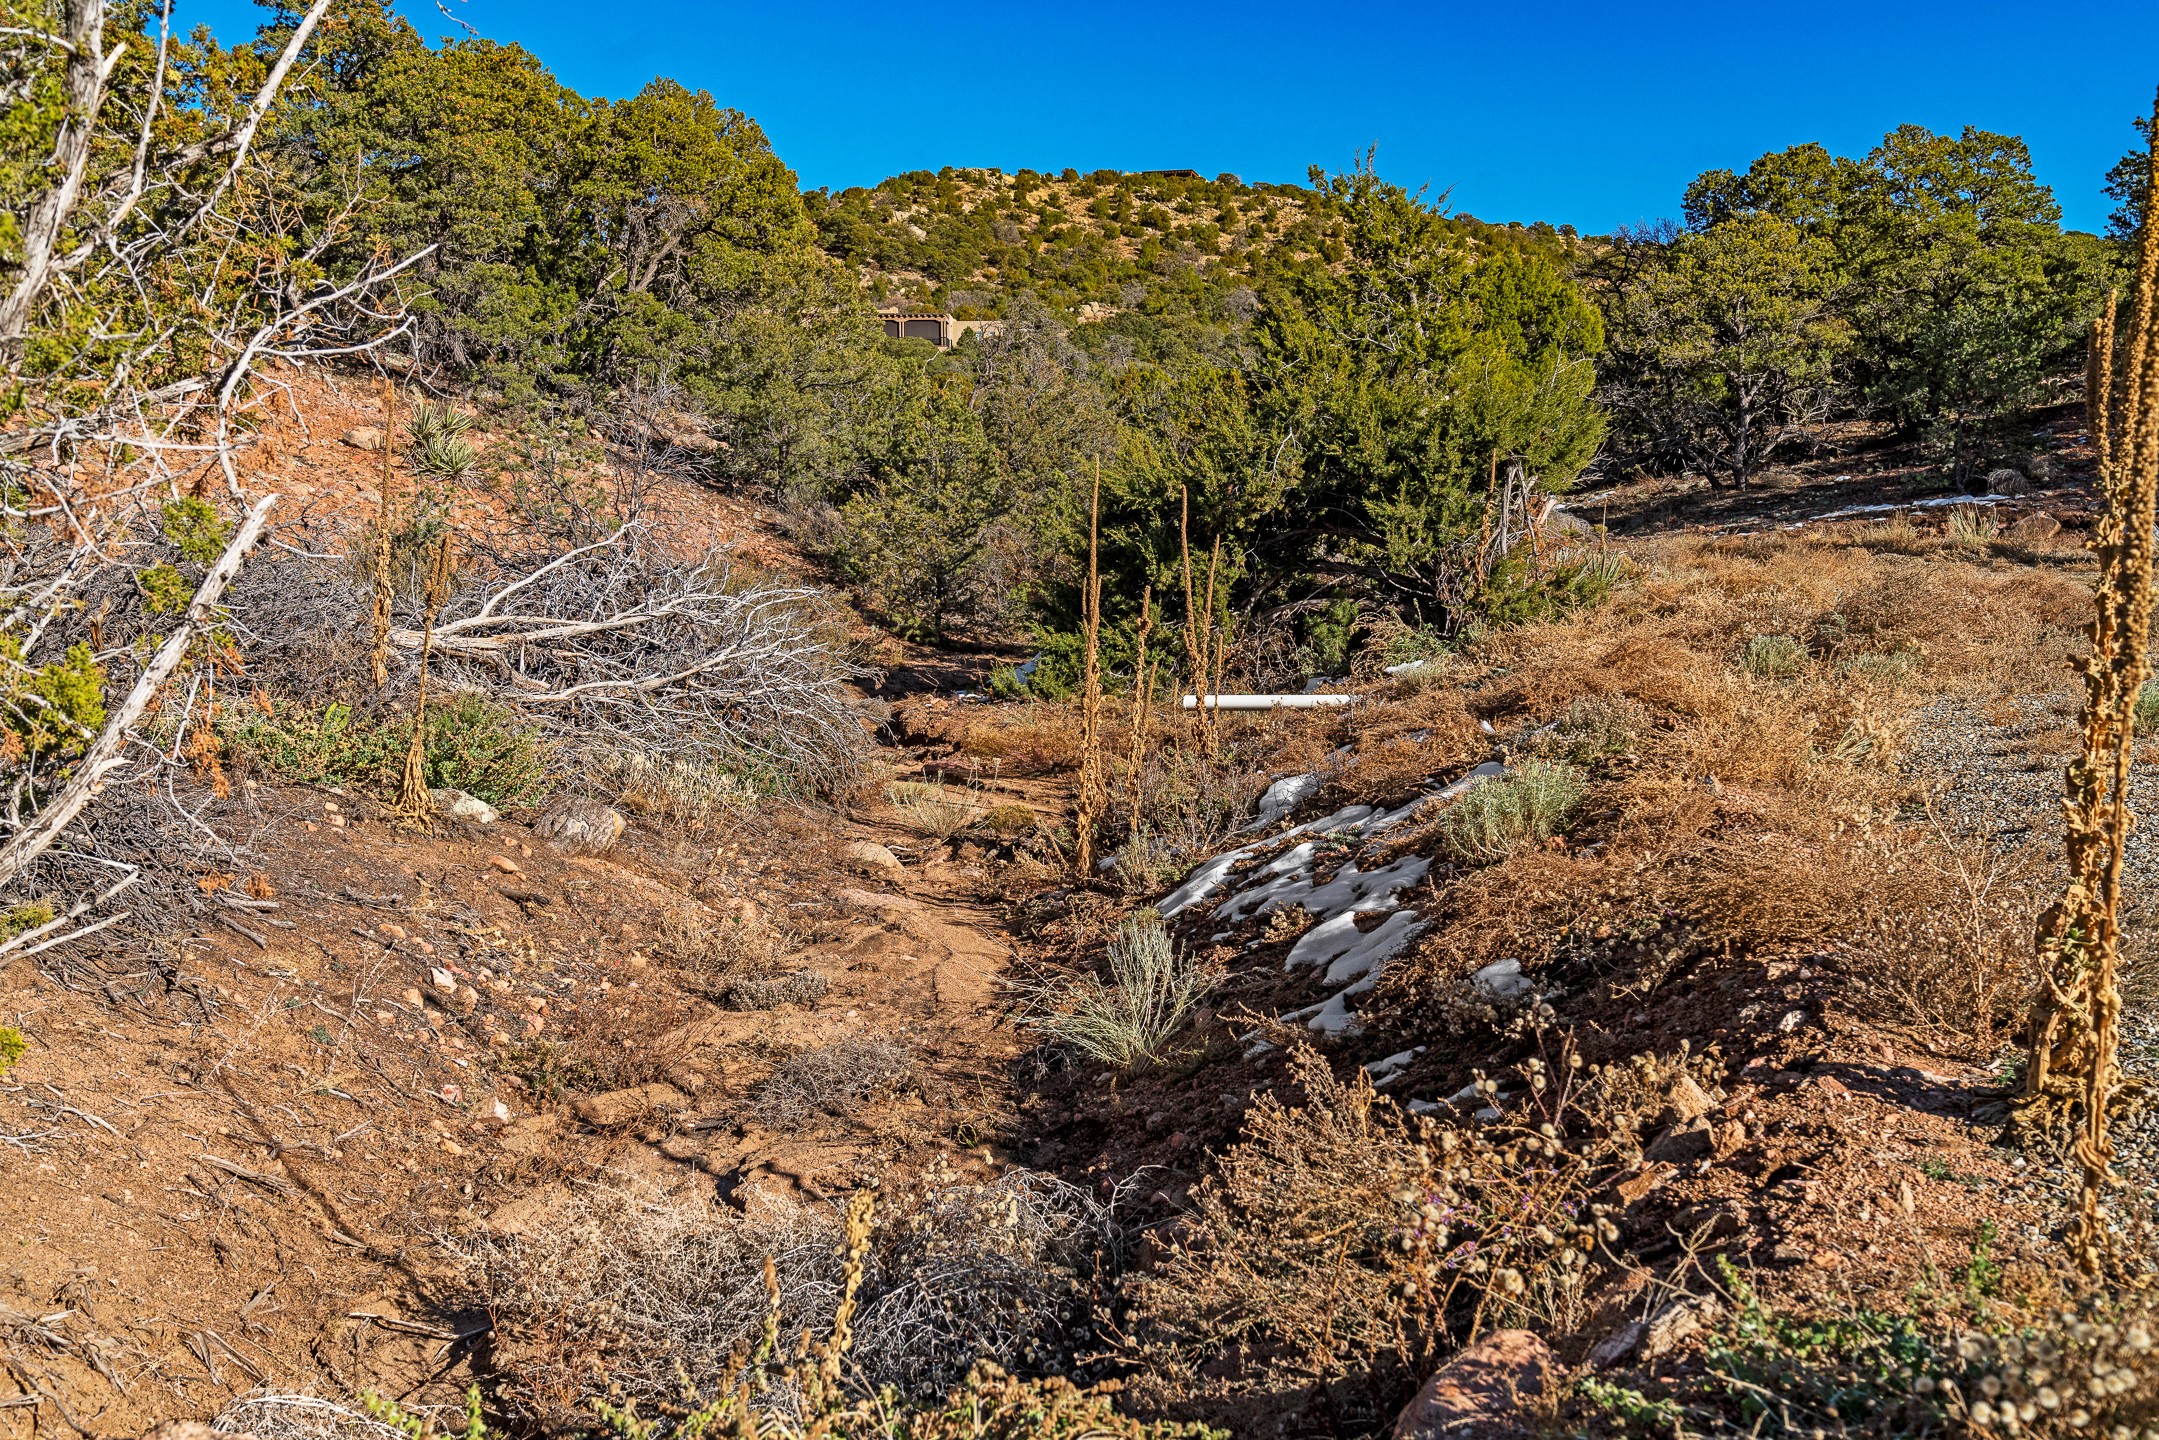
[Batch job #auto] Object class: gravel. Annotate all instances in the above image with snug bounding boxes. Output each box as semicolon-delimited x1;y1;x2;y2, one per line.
1899;692;2159;1201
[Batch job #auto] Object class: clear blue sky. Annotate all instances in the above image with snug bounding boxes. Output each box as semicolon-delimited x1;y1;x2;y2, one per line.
191;0;2155;235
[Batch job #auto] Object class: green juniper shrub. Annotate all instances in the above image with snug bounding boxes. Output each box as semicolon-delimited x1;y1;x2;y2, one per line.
136;563;193;614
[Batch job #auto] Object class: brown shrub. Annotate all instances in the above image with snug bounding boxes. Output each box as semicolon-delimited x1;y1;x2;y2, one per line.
1119;1046;1603;1433
750;1037;917;1128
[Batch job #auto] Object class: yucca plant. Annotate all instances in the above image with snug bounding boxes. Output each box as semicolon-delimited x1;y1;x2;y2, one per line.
406;402;478;480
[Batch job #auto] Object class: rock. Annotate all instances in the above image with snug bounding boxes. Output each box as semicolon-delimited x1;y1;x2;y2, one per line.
1712;1120;1748;1157
845;840;905;878
1645;1119;1714;1164
490;854;524;875
1587;1320;1647;1369
1985;467;2032;497
1664;1073;1715;1124
889;699;974;749
2028;453;2062;482
431;788;500;824
378;922;407;942
1673;1202;1744;1243
1614;1162;1675;1207
2005;511;2062;542
533;795;626;854
1393;1329;1552;1439
340;426;385;450
570;1082;685;1129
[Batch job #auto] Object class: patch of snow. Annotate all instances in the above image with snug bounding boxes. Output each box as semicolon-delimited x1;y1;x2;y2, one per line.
1244;772;1322;832
1321;911;1425;985
1301;855;1431;920
1472;958;1535;1001
1362;1046;1426;1088
1286;910;1388;970
1284;975;1378;1036
1161;847;1253;917
1278;803;1379;842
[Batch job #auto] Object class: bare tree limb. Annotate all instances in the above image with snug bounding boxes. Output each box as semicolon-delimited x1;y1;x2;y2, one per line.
0;494;278;891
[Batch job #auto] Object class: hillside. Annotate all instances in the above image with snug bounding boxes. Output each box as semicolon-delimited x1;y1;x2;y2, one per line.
804;165;1587;322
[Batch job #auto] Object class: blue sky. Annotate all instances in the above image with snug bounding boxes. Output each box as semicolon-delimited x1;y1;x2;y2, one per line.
190;0;2155;234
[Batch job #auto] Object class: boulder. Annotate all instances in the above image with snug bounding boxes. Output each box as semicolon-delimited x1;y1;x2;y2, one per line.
1393;1329;1552;1439
1645;1118;1715;1164
845;840;905;878
889;700;974;749
570;1082;684;1128
533;794;626;853
340;426;385;451
430;788;499;824
2005;511;2062;543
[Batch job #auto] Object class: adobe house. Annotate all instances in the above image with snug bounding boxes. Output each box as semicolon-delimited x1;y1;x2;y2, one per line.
876;306;1005;349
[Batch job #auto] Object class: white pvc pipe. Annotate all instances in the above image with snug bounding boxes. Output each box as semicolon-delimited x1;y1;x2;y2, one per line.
1181;693;1359;711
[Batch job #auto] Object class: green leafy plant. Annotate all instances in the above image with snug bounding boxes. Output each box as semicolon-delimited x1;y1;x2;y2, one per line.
0;638;106;761
223;694;549;808
136;562;192;614
0;1026;26;1077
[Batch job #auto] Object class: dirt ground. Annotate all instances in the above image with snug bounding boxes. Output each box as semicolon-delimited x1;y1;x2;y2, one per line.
0;380;2138;1436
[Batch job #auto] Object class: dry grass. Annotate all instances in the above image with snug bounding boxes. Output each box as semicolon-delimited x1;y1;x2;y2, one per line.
653;903;792;981
1367;527;2085;1052
751;1037;917;1128
886;780;983;839
1020;914;1219;1069
458;1170;1126;1419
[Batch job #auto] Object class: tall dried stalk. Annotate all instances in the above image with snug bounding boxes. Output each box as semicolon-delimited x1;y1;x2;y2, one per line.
2020;98;2159;1276
391;533;454;824
1075;465;1105;875
1179;485;1205;703
1128;585;1154;847
368;378;397;688
1178;489;1224;760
